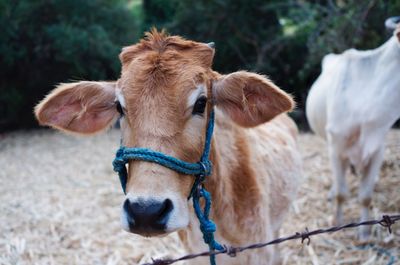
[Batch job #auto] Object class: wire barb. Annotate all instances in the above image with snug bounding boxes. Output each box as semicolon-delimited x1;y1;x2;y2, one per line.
224;245;238;257
379;215;395;234
141;214;400;265
297;227;311;245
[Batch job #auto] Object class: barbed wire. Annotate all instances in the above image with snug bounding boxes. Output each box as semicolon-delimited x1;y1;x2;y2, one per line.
142;214;400;265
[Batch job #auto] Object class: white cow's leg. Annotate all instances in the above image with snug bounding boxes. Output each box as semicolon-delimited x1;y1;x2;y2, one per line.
328;145;349;225
358;147;384;241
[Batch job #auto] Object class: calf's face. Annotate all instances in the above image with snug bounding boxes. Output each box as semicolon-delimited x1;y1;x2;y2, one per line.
35;30;294;237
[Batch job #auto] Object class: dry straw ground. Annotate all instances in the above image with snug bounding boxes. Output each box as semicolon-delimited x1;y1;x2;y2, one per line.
0;129;399;265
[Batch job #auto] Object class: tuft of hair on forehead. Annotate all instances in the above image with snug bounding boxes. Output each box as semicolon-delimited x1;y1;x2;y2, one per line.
141;28;196;52
144;28;169;52
119;28;215;68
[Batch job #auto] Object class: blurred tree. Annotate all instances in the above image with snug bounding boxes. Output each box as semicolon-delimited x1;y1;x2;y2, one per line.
0;0;137;131
141;0;399;127
142;0;177;31
169;0;282;73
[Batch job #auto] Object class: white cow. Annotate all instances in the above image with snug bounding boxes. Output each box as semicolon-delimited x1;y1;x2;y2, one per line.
306;16;400;240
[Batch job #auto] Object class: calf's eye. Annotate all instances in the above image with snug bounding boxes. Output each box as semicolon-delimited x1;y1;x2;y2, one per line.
116;101;124;116
192;96;207;116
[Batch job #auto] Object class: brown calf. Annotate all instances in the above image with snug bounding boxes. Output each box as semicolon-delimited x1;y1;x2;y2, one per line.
35;29;302;264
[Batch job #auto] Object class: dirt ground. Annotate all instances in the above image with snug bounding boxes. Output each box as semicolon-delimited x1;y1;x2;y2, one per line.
0;129;399;265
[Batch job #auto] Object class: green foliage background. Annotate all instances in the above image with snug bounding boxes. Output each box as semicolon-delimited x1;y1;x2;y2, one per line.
0;0;137;130
1;0;399;131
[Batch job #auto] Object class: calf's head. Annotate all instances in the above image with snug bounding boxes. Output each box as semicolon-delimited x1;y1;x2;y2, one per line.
35;30;294;237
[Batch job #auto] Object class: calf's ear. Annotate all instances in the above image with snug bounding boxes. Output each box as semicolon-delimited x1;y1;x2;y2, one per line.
212;71;294;127
34;81;119;134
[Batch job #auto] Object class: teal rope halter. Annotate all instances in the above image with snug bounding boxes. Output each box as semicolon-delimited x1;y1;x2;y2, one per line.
112;109;223;265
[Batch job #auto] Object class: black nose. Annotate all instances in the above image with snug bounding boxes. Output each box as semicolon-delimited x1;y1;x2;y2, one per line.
123;198;173;233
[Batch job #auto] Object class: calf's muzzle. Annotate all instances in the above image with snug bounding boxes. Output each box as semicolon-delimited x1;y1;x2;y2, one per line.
123;198;174;233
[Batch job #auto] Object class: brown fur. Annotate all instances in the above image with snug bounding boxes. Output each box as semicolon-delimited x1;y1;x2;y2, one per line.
34;29;302;265
35;81;119;134
213;71;294;127
231;133;261;222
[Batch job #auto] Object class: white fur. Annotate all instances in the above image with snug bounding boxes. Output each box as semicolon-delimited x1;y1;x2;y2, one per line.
116;87;126;108
120;205;130;232
187;84;205;108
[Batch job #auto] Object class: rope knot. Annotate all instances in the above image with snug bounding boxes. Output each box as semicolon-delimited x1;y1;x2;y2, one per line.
112;159;125;171
200;220;217;234
113;149;126;171
198;160;212;176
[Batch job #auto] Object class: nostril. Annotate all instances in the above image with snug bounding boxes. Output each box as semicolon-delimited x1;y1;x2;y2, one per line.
123;199;134;220
158;199;173;219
